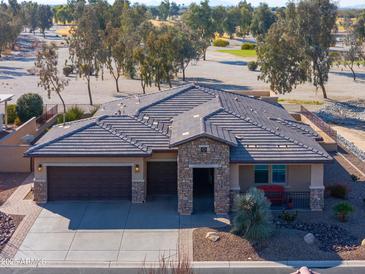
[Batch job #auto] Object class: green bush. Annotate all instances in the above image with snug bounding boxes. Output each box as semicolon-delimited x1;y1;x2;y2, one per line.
241;43;256;50
279;210;298;224
16;93;43;123
333;202;354;222
6;104;17;124
231;187;273;241
57;106;85;124
213;38;229;47
63;65;74;77
248;61;258;71
326;184;349;199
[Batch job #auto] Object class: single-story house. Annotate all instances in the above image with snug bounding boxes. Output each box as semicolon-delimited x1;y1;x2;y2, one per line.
26;84;332;214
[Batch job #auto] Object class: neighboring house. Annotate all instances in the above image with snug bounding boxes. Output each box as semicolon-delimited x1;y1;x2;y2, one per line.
26;84;332;214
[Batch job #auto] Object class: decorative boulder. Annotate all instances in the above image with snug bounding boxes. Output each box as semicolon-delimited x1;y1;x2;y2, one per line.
304;233;315;245
205;232;220;242
361;239;365;246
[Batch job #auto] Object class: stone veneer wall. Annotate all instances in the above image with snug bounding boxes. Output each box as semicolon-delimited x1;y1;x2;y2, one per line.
177;137;230;215
132;180;146;203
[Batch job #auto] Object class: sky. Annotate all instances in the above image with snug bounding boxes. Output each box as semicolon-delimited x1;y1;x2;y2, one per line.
14;0;365;8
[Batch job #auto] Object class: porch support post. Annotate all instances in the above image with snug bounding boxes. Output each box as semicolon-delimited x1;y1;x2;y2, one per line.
229;164;240;208
131;161;146;203
310;164;324;211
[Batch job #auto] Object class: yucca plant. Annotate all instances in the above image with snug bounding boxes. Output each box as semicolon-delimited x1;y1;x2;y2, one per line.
231;187;273;241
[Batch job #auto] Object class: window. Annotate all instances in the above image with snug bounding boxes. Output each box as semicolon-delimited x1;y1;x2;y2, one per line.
272;165;286;184
255;165;269;184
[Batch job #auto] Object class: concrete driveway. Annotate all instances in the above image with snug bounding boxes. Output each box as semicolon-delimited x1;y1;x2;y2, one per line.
14;197;227;262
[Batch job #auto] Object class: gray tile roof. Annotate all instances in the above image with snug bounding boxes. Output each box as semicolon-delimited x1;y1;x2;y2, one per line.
26;83;332;163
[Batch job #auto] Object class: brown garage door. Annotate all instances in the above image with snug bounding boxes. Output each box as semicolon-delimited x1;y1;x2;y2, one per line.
147;162;177;196
47;166;132;200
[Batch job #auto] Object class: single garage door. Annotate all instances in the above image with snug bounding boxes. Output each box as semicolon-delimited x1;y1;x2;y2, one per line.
47;166;132;200
147;161;177;196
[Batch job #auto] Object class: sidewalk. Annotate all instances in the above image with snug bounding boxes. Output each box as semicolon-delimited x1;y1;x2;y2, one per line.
0;173;42;259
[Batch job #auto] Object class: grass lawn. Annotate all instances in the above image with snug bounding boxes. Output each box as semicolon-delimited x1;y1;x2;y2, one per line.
217;49;257;58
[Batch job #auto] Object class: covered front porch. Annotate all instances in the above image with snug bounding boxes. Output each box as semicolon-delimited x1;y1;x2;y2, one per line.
230;163;325;211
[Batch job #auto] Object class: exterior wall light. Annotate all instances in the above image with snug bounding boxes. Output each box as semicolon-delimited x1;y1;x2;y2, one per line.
135;164;140;173
37;164;43;172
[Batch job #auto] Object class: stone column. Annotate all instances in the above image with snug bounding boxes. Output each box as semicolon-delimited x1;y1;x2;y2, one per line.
132;180;146;203
214;166;231;214
310;164;324;211
178;167;193;215
34;178;47;203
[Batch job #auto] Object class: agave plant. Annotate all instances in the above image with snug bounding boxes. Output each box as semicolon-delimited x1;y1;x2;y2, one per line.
231;187;273;241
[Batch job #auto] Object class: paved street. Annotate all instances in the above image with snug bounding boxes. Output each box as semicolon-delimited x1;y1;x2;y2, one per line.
14;197;227;263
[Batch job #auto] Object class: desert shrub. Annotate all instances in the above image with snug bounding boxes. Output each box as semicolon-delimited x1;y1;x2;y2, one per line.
279;210;298;224
6;104;17;124
57;106;85;123
14;117;22;126
16;93;43;123
63;65;74;77
241;43;256;50
231;187;273;241
213;38;229;47
248;61;258;71
326;184;349;199
333;202;354;222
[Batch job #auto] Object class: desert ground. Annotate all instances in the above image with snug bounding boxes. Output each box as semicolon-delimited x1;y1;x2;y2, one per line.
1;28;365;106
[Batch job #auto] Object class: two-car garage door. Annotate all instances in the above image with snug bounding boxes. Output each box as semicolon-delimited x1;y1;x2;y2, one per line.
47;166;132;200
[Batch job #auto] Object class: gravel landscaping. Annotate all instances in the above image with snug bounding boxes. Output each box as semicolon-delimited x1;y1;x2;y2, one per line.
194;155;365;261
0;212;23;252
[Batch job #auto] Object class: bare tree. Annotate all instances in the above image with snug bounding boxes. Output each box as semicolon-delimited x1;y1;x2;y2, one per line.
35;43;69;124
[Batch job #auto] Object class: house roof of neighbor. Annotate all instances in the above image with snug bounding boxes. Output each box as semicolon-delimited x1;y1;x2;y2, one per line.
26;83;331;163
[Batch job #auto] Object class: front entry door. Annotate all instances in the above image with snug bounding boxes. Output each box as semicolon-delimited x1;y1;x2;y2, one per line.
193;168;214;213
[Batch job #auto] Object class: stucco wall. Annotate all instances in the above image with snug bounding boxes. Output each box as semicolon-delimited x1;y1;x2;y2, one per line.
1;118;37;145
237;164;312;192
0;145;30;172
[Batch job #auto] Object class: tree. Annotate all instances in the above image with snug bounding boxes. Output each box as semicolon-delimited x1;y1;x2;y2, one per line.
353;10;365;41
182;0;215;61
159;0;170;20
0;1;22;56
211;6;226;36
257;0;337;99
296;0;337;98
68;6;103;105
341;32;364;81
223;7;241;38
54;5;73;25
257;3;309;94
250;3;276;39
35;43;69;125
169;2;179;17
37;5;53;37
173;23;202;81
22;1;39;33
238;1;253;36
